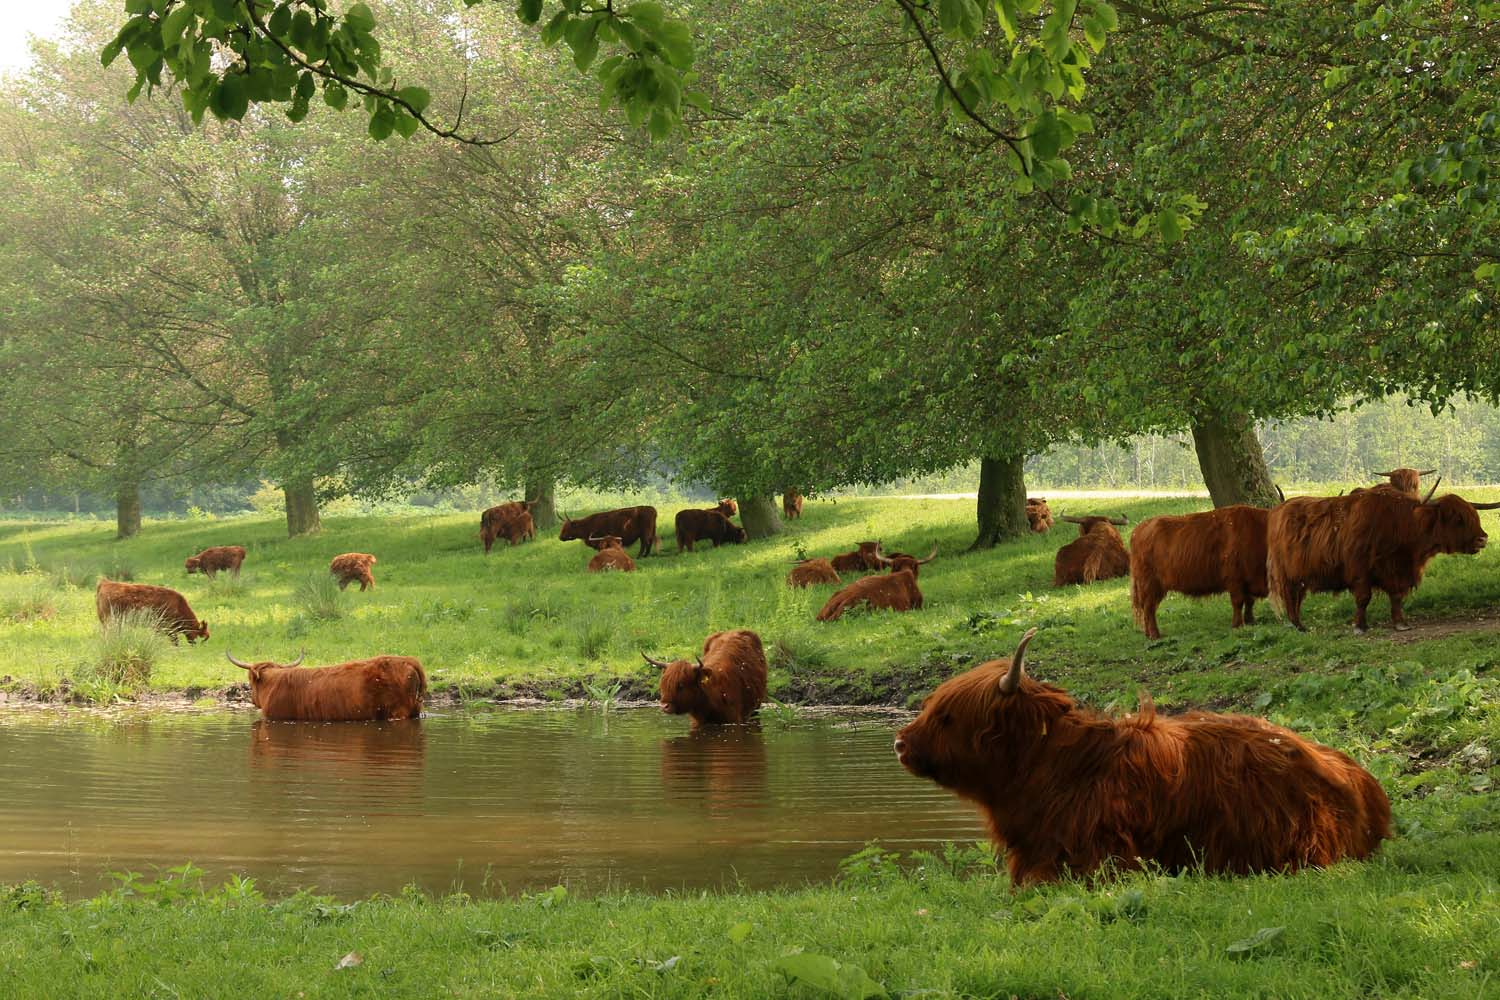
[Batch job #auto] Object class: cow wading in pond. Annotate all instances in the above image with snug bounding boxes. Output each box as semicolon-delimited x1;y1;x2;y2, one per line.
644;629;768;727
1129;505;1269;639
896;629;1391;885
96;580;209;644
184;545;247;578
1267;479;1497;632
330;553;378;591
227;651;426;722
1053;515;1130;587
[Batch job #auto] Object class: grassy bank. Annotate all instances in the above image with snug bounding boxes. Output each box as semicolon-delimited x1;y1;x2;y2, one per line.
3;818;1497;999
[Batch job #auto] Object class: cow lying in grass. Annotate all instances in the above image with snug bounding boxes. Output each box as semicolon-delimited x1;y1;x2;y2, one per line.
1053;515;1130;586
644;629;767;727
829;541;882;574
787;557;840;588
227;651;426;722
587;536;637;572
816;547;936;621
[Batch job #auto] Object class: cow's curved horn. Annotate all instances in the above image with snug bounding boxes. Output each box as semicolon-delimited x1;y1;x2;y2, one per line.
289;649;305;668
1110;515;1129;525
1422;475;1443;504
1470;500;1500;510
1373;470;1396;478
873;552;893;566
998;628;1039;695
1059;515;1085;524
1275;484;1286;504
587;535;604;543
917;545;938;565
1418;468;1438;476
695;655;706;669
641;651;671;670
225;651;254;670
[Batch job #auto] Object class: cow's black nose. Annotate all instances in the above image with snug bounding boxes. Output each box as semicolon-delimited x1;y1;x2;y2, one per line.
893;737;907;756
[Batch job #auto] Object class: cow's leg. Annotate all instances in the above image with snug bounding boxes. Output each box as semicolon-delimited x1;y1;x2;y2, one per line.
337;578;350;590
1351;581;1373;634
1229;584;1246;628
1285;584;1307;631
1390;592;1409;630
1243;597;1256;625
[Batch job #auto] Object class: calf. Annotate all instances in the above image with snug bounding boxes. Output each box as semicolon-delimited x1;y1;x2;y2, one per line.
587;535;637;573
675;508;747;551
714;498;738;517
481;508;536;553
896;629;1391;885
644;629;768;727
330;553;378;591
829;541;883;574
1129;505;1269;639
1025;497;1053;533
787;557;841;588
185;545;246;578
1053;515;1130;587
227;651;426;722
783;490;804;519
96;579;209;644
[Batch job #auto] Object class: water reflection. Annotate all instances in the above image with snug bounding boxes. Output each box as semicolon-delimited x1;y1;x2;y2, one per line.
659;725;769;819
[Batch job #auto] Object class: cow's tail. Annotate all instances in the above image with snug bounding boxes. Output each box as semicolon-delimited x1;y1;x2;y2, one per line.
675;522;688;551
1128;567;1147;629
1266;550;1287;617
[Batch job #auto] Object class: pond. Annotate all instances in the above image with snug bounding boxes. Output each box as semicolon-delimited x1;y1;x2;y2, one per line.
0;707;985;898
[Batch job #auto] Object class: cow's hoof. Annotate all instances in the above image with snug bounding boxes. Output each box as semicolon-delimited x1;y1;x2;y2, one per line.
1353;625;1368;635
1394;622;1411;632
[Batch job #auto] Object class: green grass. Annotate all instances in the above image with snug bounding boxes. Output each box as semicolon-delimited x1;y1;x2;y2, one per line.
2;822;1497;999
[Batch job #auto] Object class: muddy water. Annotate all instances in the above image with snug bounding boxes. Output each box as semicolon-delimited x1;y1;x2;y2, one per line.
0;708;984;898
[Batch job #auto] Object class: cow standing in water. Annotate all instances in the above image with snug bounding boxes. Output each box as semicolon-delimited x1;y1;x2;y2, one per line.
896;629;1391;885
644;629;768;727
227;651;426;722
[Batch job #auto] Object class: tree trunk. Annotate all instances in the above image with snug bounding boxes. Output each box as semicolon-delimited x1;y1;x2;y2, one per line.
284;478;322;537
1191;412;1277;507
525;474;558;530
739;495;783;540
116;481;142;540
971;455;1030;549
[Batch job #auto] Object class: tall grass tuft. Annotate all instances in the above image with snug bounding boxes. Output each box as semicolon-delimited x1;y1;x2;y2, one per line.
1;573;58;623
77;609;168;697
574;620;614;661
295;572;345;622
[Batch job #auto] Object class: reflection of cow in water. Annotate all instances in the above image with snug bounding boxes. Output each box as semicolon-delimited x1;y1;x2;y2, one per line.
659;726;769;818
246;719;428;823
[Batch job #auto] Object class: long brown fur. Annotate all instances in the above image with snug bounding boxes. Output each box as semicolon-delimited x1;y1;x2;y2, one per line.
96;579;209;644
185;545;246;578
829;541;882;574
1025;498;1053;533
1129;506;1269;639
787;558;841;588
896;631;1391;886
652;629;768;727
783;490;804;519
481;502;536;553
330;553;378;591
230;653;426;722
1053;518;1130;587
560;506;659;557
587;536;637;573
676;509;747;551
816;569;922;621
1267;491;1488;631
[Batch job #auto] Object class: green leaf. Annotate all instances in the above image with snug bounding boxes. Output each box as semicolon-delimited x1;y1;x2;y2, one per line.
516;0;543;25
771;953;887;1000
726;922;753;944
624;2;666;30
1158;208;1183;243
396;86;431;114
345;3;377;33
1029;112;1063;160
392;111;421;138
1227;926;1286;956
268;3;292;36
323;81;349;110
209;74;249;121
368;103;396;140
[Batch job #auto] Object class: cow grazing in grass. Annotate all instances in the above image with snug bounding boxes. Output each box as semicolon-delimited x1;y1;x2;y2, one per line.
787;557;841;588
1267;478;1496;632
783;490;804;519
829;541;883;574
816;549;936;621
184;545;246;579
1025;498;1054;533
481;506;536;553
1053;515;1130;587
676;508;747;551
227;651;426;722
895;629;1391;886
1129;505;1270;639
330;553;378;591
644;629;768;727
560;506;659;557
96;579;209;644
587;536;637;573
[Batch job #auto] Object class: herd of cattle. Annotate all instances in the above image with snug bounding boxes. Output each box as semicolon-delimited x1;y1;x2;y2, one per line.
76;471;1497;886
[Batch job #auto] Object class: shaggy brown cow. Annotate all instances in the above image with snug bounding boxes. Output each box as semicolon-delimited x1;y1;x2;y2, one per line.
226;651;426;722
481;500;532;533
1025;498;1054;533
481;508;536;553
644;628;768;727
1267;480;1496;632
95;579;209;644
787;557;841;588
1053;515;1130;587
896;629;1391;886
1129;505;1269;639
714;498;738;517
184;545;246;579
1368;468;1436;497
816;561;927;621
559;506;659;557
330;553;378;591
587;535;637;573
676;508;748;551
829;541;883;574
783;490;804;519
875;545;938;578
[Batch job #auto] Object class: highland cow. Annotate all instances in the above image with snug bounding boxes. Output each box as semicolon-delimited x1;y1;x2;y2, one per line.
559;506;659;557
481;507;536;553
816;556;929;621
184;545;247;579
1129;505;1269;639
675;508;748;551
1025;497;1054;533
1053;515;1130;587
587;535;637;573
226;651;426;722
787;557;841;588
330;553;378;591
1267;479;1496;632
783;490;804;519
1366;468;1436;497
95;579;209;644
896;629;1391;886
714;498;738;517
644;628;768;727
829;541;883;574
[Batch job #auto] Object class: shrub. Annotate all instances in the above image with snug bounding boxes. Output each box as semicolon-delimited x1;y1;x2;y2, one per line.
295;572;345;622
77;608;168;696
